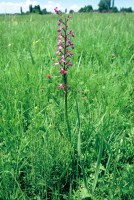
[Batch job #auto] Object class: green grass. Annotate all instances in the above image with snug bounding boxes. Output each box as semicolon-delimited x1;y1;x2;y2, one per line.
0;13;134;199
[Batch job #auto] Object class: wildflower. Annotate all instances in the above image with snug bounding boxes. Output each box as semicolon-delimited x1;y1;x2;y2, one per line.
57;40;64;46
67;52;73;57
60;68;67;75
67;60;73;67
54;7;58;13
47;74;52;79
58;84;66;89
58;46;62;52
52;57;55;61
54;7;75;132
54;8;74;94
61;55;65;59
61;55;66;63
69;30;75;37
55;51;59;55
58;33;63;39
57;28;62;32
57;22;61;26
67;16;71;20
61;59;65;63
59;19;64;24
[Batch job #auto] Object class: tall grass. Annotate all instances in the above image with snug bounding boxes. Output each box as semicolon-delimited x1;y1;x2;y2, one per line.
0;13;134;199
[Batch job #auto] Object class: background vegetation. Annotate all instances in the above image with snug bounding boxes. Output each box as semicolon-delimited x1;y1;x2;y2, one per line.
0;13;134;199
18;0;133;15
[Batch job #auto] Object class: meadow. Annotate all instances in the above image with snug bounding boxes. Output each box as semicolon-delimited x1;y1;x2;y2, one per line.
0;13;134;199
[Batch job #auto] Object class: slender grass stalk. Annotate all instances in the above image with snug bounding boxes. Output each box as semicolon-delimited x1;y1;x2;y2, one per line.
92;138;103;192
76;99;89;194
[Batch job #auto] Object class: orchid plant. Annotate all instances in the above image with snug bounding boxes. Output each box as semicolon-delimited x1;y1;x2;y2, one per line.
54;7;75;124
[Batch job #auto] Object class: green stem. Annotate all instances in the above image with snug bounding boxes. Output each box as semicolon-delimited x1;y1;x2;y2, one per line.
63;17;71;139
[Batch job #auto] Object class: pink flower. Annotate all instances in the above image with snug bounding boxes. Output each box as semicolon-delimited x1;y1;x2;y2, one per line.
57;22;61;26
52;58;55;61
57;20;64;26
54;7;58;13
61;59;65;63
68;52;73;57
58;46;62;51
68;40;73;46
57;27;64;33
57;40;61;46
58;84;66;89
69;30;75;37
54;8;74;92
58;33;63;39
67;60;73;67
66;36;69;41
57;40;64;46
67;16;71;20
55;51;59;54
60;68;67;75
57;28;62;33
59;19;64;23
61;55;66;62
47;74;52;79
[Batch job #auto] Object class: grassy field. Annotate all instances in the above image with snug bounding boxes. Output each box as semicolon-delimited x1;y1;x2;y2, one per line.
0;13;134;199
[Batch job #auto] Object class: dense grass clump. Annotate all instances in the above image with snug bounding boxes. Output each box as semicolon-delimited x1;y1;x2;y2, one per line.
0;13;134;199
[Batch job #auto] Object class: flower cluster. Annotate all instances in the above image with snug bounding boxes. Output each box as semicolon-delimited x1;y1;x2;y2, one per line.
53;7;75;90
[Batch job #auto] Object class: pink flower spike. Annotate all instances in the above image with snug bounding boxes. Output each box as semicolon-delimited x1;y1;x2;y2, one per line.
47;74;52;79
52;58;55;61
60;68;67;75
58;84;66;89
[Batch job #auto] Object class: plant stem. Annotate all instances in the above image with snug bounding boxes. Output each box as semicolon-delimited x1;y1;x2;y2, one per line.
63;17;71;140
64;17;68;121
